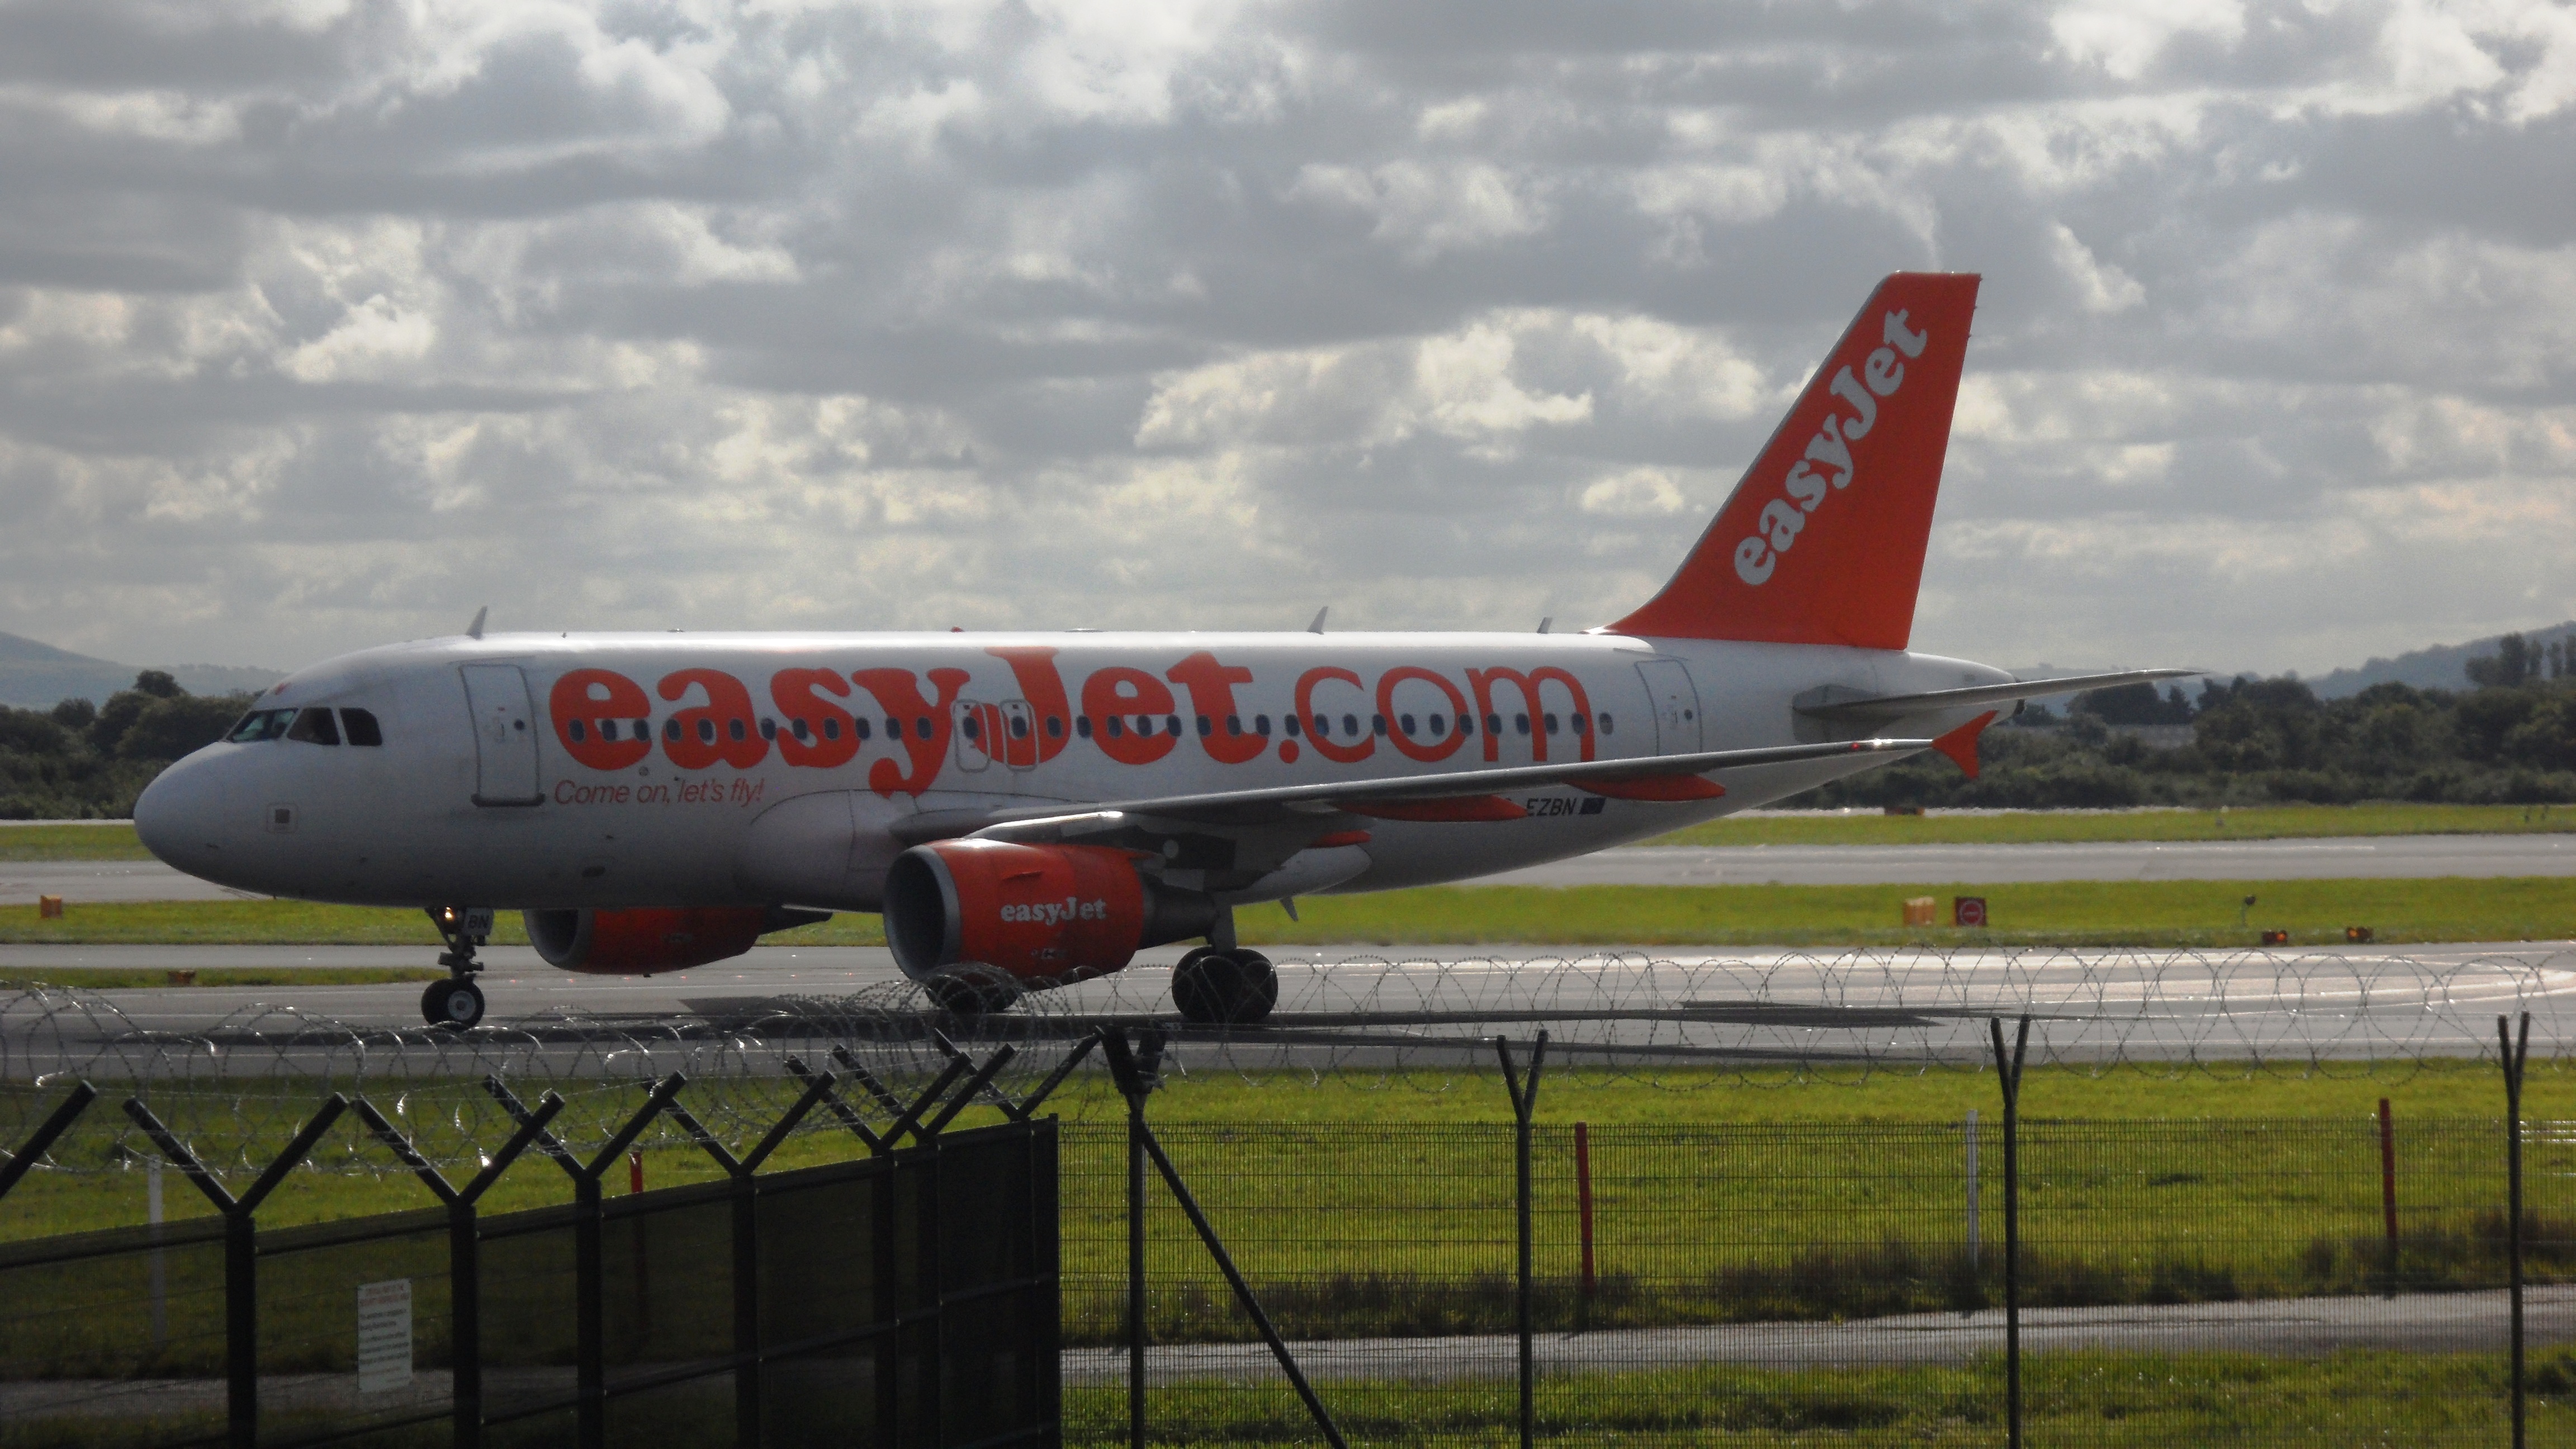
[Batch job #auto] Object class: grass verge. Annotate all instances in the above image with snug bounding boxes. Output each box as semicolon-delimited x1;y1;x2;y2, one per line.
1651;800;2576;846
0;823;153;861
5;801;2574;865
0;968;444;990
3;876;2570;948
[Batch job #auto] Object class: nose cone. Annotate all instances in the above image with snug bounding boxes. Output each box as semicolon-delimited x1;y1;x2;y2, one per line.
133;749;235;873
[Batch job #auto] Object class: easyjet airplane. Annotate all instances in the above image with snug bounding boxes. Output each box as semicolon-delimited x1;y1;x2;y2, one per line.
134;272;2181;1027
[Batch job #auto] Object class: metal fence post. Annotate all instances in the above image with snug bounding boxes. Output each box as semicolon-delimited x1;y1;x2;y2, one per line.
124;1093;346;1449
1114;1029;1163;1449
1965;1109;1980;1276
1988;1016;2029;1449
1498;1031;1549;1449
2501;1012;2531;1449
2378;1097;2398;1299
1574;1120;1594;1332
490;1074;684;1449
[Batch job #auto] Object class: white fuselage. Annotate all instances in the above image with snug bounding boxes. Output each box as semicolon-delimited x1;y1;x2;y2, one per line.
132;629;2009;912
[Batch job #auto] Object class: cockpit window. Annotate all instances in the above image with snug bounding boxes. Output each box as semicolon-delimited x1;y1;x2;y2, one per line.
227;709;295;743
285;707;341;745
340;708;383;747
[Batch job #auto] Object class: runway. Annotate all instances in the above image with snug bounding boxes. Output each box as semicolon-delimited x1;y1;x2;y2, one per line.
7;941;2572;1076
1063;1285;2576;1382
8;833;2573;907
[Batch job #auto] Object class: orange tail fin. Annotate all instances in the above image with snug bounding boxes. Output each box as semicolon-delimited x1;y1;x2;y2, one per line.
1607;272;1980;650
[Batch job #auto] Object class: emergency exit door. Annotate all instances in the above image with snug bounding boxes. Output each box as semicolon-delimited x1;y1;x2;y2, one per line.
461;665;542;806
1635;659;1703;756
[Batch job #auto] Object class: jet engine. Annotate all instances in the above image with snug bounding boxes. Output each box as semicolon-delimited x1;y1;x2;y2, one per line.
883;840;1216;989
523;906;797;974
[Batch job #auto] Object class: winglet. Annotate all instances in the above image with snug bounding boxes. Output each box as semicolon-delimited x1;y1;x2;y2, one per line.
1931;711;1998;779
467;606;487;640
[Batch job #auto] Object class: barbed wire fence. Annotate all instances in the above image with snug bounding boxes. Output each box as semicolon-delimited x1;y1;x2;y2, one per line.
3;946;2573;1177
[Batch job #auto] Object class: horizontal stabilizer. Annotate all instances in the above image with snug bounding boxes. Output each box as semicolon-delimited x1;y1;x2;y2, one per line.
1797;669;2203;726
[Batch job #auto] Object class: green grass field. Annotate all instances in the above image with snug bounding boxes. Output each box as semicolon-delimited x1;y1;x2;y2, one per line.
0;823;153;860
5;802;2572;864
1653;801;2576;846
6;874;2568;948
1066;1351;2576;1446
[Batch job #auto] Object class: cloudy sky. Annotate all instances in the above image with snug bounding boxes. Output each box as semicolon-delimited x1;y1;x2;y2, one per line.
2;0;2572;678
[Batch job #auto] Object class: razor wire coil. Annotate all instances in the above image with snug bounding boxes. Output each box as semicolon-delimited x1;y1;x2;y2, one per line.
2;946;2572;1176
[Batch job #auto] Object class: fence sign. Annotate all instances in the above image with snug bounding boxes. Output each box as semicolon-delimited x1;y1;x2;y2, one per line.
1954;895;1988;927
356;1278;413;1394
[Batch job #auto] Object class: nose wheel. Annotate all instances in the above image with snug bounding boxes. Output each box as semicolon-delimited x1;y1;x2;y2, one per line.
1172;946;1277;1025
422;905;494;1030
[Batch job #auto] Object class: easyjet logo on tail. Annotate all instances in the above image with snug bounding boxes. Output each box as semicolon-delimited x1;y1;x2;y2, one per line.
1734;308;1928;587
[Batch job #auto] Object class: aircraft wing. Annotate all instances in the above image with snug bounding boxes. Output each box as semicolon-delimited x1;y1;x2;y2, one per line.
892;737;1928;857
1796;669;2202;727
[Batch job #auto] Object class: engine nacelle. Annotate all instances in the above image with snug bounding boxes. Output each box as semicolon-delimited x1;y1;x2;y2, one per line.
523;906;770;975
883;840;1216;986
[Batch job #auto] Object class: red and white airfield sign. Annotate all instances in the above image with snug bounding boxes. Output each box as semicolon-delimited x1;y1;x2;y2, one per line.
134;273;2185;1027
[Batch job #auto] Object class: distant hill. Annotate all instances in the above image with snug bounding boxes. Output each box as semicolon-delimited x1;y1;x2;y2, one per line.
2307;622;2576;699
0;632;283;708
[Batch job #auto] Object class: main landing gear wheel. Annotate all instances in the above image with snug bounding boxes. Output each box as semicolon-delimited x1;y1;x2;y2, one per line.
924;965;1021;1018
1172;947;1278;1026
422;977;486;1030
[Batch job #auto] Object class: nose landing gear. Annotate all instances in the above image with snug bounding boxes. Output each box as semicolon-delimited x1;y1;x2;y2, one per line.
423;905;493;1029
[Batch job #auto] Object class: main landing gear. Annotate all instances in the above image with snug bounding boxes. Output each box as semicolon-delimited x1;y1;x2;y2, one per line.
422;905;492;1030
1172;945;1277;1025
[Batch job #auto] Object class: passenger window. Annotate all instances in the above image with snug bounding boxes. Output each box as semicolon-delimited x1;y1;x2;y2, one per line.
1343;714;1360;737
340;709;383;747
849;718;866;740
665;719;683;742
568;719;588;742
1106;716;1125;738
1600;713;1614;735
962;715;979;740
1077;717;1095;739
1225;715;1242;737
286;707;341;745
1196;714;1212;737
1571;713;1588;735
728;718;747;742
227;709;295;744
1515;714;1531;736
1047;716;1064;738
759;718;777;741
1256;714;1272;736
698;719;717;743
1284;714;1301;737
1544;713;1560;735
1011;715;1029;739
1428;714;1445;737
1486;713;1503;735
885;716;901;738
1166;714;1182;736
632;718;648;740
1399;714;1415;737
794;718;812;741
1459;713;1474;736
915;717;932;740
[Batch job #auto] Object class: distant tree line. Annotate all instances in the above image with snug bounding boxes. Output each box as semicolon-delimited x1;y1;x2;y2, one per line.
0;673;252;819
10;635;2576;818
1799;632;2576;809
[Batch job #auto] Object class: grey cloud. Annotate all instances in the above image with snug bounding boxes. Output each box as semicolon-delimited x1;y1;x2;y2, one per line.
0;0;2571;674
